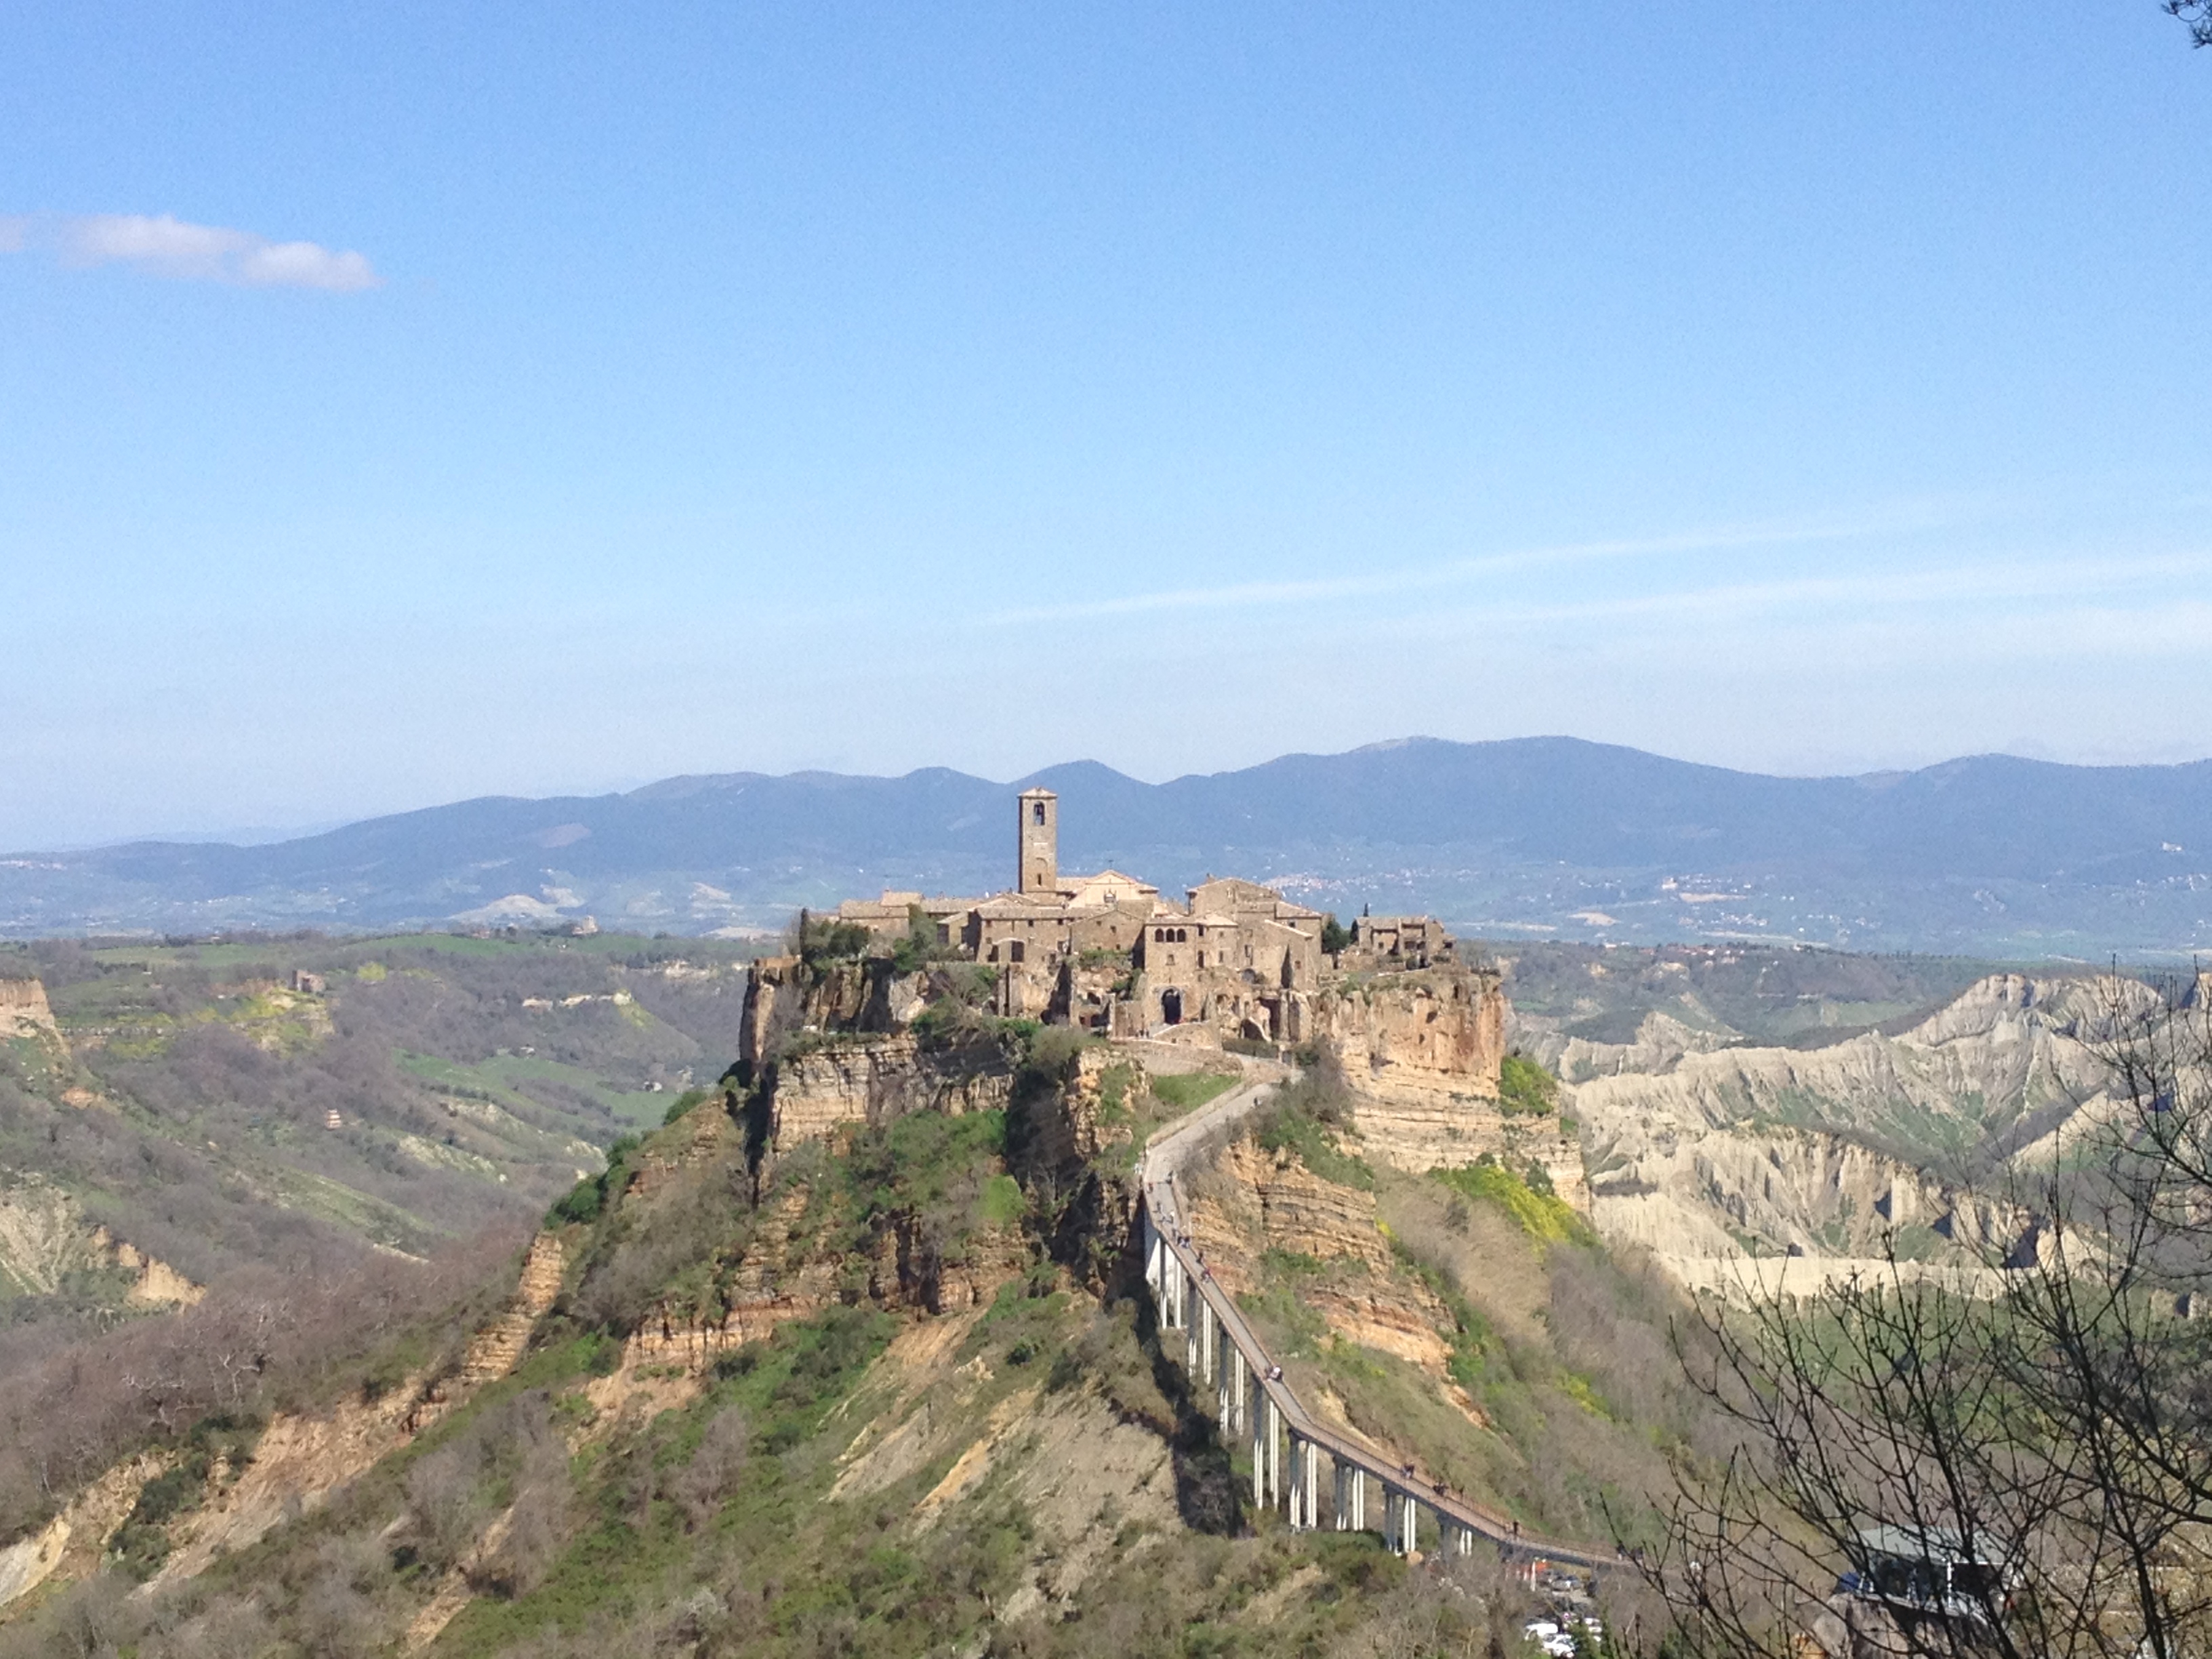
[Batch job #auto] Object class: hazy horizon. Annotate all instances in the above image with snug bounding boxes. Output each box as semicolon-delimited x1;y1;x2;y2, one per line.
16;732;2212;857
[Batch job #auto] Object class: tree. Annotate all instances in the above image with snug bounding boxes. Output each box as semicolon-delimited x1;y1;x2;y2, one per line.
2169;2;2212;47
1643;979;2212;1658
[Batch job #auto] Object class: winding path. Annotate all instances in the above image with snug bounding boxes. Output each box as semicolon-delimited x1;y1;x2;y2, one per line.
1135;1071;1624;1571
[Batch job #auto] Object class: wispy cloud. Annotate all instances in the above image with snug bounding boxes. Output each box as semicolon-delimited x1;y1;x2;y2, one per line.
975;506;1966;626
1456;550;2212;629
0;212;380;291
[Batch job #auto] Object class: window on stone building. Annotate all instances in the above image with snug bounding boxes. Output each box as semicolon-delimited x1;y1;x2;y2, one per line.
1010;941;1025;963
1032;800;1046;825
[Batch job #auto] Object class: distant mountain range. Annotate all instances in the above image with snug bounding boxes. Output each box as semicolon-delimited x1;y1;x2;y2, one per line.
5;737;2209;957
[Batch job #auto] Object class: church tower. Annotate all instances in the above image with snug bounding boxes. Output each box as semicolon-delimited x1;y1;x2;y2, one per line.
1017;788;1058;895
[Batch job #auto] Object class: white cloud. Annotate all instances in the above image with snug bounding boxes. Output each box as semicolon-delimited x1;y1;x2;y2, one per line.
4;212;380;291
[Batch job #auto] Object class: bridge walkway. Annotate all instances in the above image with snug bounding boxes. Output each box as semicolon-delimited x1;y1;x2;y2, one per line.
1134;1073;1624;1573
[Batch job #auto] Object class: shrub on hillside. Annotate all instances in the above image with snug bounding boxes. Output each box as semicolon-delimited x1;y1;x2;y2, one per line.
1254;1069;1373;1190
1498;1051;1559;1116
1430;1156;1590;1246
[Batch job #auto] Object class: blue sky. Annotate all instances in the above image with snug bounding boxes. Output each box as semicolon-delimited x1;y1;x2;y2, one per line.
3;3;2209;849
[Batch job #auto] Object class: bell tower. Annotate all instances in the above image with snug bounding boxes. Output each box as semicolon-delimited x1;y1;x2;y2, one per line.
1017;788;1058;895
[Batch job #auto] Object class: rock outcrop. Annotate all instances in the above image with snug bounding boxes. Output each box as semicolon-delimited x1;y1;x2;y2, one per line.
456;1232;567;1385
0;1179;202;1308
1313;964;1506;1101
1568;974;2147;1286
1187;1138;1452;1372
0;979;56;1040
767;1035;1012;1148
1311;963;1530;1181
735;954;933;1078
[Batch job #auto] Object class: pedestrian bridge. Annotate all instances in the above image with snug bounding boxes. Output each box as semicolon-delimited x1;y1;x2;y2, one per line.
1136;1078;1624;1572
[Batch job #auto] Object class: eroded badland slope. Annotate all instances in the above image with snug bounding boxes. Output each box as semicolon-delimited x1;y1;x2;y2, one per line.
1554;968;2159;1291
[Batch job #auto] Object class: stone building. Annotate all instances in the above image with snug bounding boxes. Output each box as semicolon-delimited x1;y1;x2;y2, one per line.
831;787;1462;1048
1018;787;1058;895
1340;914;1455;970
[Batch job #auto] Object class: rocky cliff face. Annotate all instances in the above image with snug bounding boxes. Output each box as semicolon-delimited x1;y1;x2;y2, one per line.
735;954;1012;1162
1187;1138;1452;1372
736;956;940;1075
1568;973;2144;1284
764;1036;1013;1149
1307;964;1552;1183
1313;964;1506;1100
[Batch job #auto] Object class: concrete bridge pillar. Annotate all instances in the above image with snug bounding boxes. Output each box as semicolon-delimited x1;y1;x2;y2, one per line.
1251;1389;1267;1509
1285;1435;1323;1530
1383;1488;1419;1556
1263;1397;1282;1509
1335;1463;1367;1532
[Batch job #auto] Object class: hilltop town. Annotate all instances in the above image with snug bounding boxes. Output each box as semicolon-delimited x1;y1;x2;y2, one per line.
826;786;1464;1048
710;788;1593;1212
